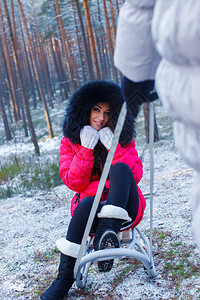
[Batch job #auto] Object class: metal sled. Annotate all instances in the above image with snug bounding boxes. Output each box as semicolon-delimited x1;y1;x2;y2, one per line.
76;226;156;288
74;102;156;287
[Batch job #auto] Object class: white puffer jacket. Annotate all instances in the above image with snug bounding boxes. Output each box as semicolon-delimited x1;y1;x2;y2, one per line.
114;0;200;250
152;0;200;249
114;0;161;82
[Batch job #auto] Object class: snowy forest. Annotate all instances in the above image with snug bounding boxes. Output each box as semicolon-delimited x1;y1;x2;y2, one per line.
0;1;200;299
0;0;125;155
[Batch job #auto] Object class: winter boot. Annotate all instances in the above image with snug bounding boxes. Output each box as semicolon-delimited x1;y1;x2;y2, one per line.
93;205;132;272
95;228;120;272
40;253;75;300
93;218;122;272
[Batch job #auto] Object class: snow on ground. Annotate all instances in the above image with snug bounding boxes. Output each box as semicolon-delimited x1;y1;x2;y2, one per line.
0;104;200;299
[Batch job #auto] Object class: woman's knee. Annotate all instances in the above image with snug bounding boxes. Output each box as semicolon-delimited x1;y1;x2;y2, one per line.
111;162;132;175
76;196;94;212
109;163;136;187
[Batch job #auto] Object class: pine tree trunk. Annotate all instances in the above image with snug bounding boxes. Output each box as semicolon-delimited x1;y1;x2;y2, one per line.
53;38;69;98
109;0;117;39
19;18;37;109
72;2;87;83
38;38;54;108
32;0;54;105
96;0;108;79
33;6;54;108
0;34;14;123
102;0;118;82
83;0;101;79
17;0;54;139
47;42;56;95
19;92;29;137
54;0;74;92
115;0;120;15
50;38;68;99
54;0;80;91
11;0;21;120
3;0;40;155
74;0;94;81
0;2;19;122
0;91;12;141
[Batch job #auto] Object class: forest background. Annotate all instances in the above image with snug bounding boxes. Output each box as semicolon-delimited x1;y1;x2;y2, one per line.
0;0;159;199
0;0;131;155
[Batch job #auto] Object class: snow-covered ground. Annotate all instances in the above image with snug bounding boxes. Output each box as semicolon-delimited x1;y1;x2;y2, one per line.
0;102;200;299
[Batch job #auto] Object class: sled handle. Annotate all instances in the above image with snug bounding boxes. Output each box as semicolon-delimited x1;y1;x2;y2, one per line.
149;102;154;265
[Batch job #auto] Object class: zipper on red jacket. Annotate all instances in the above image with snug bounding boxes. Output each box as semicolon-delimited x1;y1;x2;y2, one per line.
74;192;80;204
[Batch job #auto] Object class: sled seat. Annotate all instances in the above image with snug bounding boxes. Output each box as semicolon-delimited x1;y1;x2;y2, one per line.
75;225;156;289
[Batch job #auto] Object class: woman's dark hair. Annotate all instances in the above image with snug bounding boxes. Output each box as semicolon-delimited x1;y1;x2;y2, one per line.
92;141;108;176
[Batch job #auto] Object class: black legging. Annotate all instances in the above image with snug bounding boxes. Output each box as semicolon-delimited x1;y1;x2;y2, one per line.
66;162;139;244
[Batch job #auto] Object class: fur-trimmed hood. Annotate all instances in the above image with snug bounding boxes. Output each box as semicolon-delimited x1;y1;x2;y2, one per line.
63;81;135;146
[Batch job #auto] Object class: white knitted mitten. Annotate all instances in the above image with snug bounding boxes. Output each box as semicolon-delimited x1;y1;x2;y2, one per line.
80;125;99;149
99;127;113;150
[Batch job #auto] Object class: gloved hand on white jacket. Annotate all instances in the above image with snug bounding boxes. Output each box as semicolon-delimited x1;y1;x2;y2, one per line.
80;125;99;149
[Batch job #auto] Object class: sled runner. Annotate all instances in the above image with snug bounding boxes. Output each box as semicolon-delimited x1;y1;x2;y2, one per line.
74;101;156;287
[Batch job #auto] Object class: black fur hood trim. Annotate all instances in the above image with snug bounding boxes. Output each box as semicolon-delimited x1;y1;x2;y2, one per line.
63;81;135;146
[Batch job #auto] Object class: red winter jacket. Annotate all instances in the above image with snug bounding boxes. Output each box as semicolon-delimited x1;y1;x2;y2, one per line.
59;137;146;228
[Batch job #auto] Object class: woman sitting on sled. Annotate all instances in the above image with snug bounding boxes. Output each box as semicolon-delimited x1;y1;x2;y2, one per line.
41;80;146;300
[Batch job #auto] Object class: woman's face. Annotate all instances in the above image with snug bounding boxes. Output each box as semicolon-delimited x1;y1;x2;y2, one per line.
89;102;110;130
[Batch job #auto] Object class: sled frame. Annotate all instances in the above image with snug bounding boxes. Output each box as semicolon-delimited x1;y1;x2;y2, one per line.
76;226;156;288
74;101;156;286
